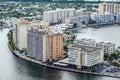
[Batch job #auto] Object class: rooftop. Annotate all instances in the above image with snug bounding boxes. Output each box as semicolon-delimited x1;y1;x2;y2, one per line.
69;45;101;53
18;18;30;25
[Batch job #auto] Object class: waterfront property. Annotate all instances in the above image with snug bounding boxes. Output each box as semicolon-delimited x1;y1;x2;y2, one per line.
6;28;120;79
65;15;89;25
12;18;49;50
74;38;116;55
96;42;115;54
91;13;114;25
65;45;104;69
27;29;63;62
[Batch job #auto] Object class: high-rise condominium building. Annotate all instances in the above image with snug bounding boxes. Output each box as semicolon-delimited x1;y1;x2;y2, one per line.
12;18;49;50
43;8;75;24
27;29;63;62
68;45;104;68
98;3;120;14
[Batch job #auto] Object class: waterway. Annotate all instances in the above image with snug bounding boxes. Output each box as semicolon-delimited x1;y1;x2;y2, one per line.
77;25;120;47
0;28;119;80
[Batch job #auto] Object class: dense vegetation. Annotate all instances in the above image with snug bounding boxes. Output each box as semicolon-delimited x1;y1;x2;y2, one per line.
7;30;16;50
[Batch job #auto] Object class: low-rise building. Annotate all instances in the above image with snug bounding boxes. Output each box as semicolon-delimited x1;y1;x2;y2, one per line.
91;13;114;25
74;38;96;47
96;42;115;54
65;16;89;25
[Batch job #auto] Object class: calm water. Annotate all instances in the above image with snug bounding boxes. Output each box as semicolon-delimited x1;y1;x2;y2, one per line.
0;28;119;80
77;25;120;47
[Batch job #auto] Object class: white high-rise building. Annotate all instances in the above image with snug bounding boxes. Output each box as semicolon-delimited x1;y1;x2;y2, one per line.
68;45;104;68
13;18;30;50
12;18;49;50
27;29;63;62
43;8;75;24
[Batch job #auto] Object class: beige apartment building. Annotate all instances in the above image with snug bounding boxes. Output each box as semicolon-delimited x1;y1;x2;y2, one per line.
98;3;120;14
46;34;63;61
27;29;63;62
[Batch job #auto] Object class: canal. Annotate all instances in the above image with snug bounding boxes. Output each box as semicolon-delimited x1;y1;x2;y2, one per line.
0;28;119;80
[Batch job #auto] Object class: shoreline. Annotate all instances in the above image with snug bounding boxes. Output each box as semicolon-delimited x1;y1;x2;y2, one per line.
8;44;120;79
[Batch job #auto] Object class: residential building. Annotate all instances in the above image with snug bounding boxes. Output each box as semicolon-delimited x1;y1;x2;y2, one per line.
12;18;49;50
74;38;96;47
43;8;75;24
65;11;90;25
27;30;48;60
75;10;89;16
12;18;30;50
67;45;104;68
64;34;75;42
65;15;89;25
46;33;63;61
98;3;120;14
96;42;115;54
91;13;114;25
27;29;63;62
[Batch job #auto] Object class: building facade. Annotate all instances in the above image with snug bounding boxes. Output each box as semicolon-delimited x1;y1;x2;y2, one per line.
96;42;115;54
98;3;120;14
12;18;30;50
74;38;96;47
91;13;114;25
68;45;104;68
43;8;75;24
27;29;63;62
12;18;49;50
27;30;47;60
65;15;89;25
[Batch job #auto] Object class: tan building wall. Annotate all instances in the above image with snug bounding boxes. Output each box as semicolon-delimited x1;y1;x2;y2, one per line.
27;28;63;62
98;3;120;14
46;34;63;61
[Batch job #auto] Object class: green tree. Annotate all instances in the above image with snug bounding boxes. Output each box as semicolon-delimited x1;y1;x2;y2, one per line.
88;19;96;24
104;53;109;59
114;16;117;21
64;45;68;50
72;23;77;28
